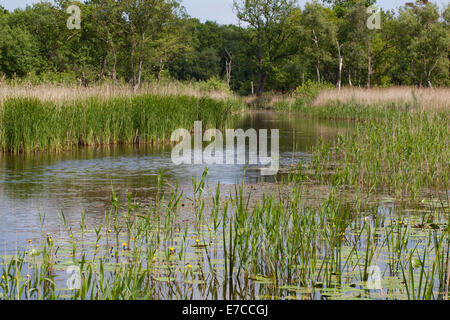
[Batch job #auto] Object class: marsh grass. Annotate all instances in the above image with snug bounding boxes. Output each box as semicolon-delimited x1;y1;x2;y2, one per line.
0;171;448;300
0;81;237;105
275;87;450;115
0;84;448;300
314;87;450;112
272;89;449;199
311;110;449;199
0;95;244;153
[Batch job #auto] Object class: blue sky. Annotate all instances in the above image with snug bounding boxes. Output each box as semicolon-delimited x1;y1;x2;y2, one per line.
1;0;449;25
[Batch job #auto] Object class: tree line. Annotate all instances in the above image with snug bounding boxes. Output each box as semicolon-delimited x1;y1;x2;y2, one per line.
0;0;448;96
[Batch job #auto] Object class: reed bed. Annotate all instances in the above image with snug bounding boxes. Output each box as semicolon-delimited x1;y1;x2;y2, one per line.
274;87;450;114
0;95;244;153
314;87;450;111
310;109;449;199
0;82;237;105
0;171;448;300
273;87;449;199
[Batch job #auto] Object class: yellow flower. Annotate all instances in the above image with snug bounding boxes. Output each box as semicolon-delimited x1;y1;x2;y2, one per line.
131;237;135;241
28;239;32;243
187;264;192;269
169;247;174;251
108;229;112;233
122;242;127;247
195;239;200;244
96;244;99;248
1;275;5;280
69;234;73;238
26;274;30;278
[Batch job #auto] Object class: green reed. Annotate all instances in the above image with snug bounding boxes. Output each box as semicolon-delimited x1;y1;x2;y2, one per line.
0;95;244;153
274;99;449;200
0;170;448;300
310;109;449;200
275;101;406;120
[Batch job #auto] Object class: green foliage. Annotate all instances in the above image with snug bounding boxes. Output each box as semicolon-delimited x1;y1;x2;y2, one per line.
196;77;231;93
233;0;300;96
294;80;334;103
0;0;449;93
323;0;376;17
0;95;243;153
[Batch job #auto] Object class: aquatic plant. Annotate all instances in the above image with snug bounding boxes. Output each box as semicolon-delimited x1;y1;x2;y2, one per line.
311;110;449;199
0;95;244;153
1;171;448;300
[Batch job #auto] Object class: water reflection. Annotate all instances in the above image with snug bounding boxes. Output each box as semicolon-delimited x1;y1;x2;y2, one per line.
0;111;348;251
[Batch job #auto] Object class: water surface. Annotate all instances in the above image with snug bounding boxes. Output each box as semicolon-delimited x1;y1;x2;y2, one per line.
0;111;348;252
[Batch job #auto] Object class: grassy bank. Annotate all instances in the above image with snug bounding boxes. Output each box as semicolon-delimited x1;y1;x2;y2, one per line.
0;94;244;153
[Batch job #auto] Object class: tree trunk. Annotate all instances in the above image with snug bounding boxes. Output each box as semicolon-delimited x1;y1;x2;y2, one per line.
316;59;321;84
133;33;145;93
256;31;264;97
257;67;263;97
134;58;142;92
112;47;117;81
336;40;343;91
157;59;165;83
256;64;269;98
131;40;136;88
225;48;232;89
425;58;438;89
100;55;107;79
312;30;321;83
259;73;269;97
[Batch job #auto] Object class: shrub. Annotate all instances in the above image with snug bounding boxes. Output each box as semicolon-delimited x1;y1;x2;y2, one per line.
294;80;334;103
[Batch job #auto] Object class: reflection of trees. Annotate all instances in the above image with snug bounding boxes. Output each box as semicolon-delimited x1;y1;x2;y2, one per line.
238;111;349;152
0;113;349;234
